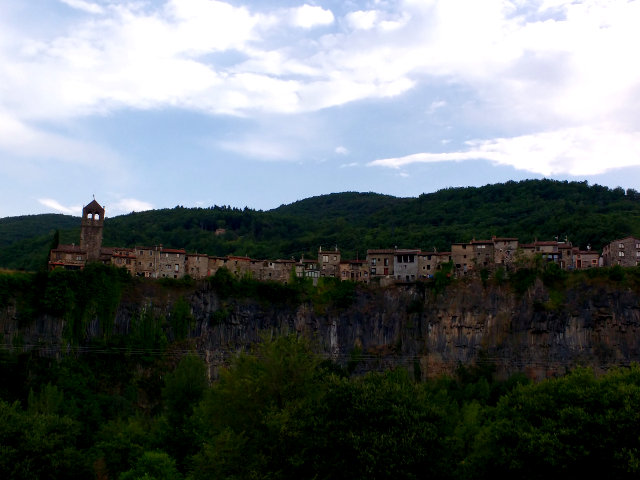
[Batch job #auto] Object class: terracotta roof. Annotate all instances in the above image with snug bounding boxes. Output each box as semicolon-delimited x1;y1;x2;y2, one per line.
228;255;251;261
161;248;186;254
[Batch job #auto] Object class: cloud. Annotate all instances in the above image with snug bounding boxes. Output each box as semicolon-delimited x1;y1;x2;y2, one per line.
59;0;104;15
38;198;81;215
219;138;296;160
0;0;638;123
0;110;120;166
289;5;334;29
1;0;640;169
345;10;379;30
339;162;358;168
335;146;349;155
369;127;640;176
111;198;154;214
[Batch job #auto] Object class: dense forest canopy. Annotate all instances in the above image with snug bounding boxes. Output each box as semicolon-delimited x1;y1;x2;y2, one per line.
2;179;640;271
3;330;640;479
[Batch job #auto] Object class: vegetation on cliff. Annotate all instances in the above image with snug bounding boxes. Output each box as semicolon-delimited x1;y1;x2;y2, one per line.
3;333;640;479
2;179;640;271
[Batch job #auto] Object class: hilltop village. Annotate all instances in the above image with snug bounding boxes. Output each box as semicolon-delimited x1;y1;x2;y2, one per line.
49;200;640;284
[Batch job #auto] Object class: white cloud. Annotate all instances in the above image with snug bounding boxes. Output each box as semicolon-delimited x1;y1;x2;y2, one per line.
289;5;334;29
59;0;104;15
369;127;640;176
335;145;349;155
1;0;640;168
38;198;81;215
345;10;379;30
219;138;296;160
0;110;119;166
339;162;358;168
111;198;154;214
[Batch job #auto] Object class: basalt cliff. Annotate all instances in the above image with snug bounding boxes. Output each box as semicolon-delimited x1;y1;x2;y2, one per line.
2;275;640;380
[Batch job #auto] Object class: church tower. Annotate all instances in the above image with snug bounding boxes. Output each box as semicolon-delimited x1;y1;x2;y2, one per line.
80;199;105;262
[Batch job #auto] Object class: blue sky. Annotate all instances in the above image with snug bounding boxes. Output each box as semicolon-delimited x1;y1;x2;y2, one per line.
1;0;640;218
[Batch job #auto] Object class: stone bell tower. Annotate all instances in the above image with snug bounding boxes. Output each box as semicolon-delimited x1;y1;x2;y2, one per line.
80;199;105;262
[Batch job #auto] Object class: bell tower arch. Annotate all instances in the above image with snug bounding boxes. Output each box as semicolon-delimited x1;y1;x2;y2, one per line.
80;199;105;262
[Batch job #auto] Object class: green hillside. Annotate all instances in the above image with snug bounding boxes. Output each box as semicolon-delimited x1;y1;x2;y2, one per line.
2;180;640;271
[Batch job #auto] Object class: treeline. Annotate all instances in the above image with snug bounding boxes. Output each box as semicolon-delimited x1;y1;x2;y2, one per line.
2;179;640;271
3;335;640;479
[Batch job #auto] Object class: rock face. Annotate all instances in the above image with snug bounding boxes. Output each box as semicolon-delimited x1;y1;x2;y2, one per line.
2;278;640;380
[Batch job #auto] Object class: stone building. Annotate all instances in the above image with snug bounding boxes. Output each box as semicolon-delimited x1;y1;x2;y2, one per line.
110;247;136;275
186;253;209;278
394;249;419;282
48;244;86;270
574;249;600;269
492;237;518;265
318;247;341;277
471;239;494;270
602;236;640;267
80;200;105;262
339;259;369;283
451;242;472;275
366;249;395;278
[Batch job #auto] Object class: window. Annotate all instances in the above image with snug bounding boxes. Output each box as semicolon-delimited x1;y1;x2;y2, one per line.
371;258;377;266
384;258;389;266
322;255;328;262
175;264;179;272
619;251;625;257
619;243;625;248
371;267;376;274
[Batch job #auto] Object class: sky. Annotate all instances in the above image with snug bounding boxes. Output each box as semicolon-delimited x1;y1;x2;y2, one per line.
1;0;640;218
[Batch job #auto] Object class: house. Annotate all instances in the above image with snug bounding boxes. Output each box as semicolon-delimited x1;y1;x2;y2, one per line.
265;259;296;282
451;242;472;275
602;236;640;267
366;249;395;278
574;249;600;269
394;249;419;282
318;247;341;278
339;259;369;283
110;247;136;276
157;248;187;279
492;237;518;268
49;244;87;270
134;246;160;278
207;256;228;277
186;253;209;279
471;239;494;270
226;255;252;277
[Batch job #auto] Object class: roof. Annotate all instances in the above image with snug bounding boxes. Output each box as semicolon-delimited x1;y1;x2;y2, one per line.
228;255;251;261
161;248;186;254
609;236;640;243
52;244;85;253
366;249;395;254
83;199;104;214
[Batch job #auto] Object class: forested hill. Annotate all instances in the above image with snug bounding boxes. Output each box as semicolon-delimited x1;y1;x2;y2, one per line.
2;179;640;271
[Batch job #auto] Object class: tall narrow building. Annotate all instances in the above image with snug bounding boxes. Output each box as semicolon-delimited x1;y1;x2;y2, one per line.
80;199;105;262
